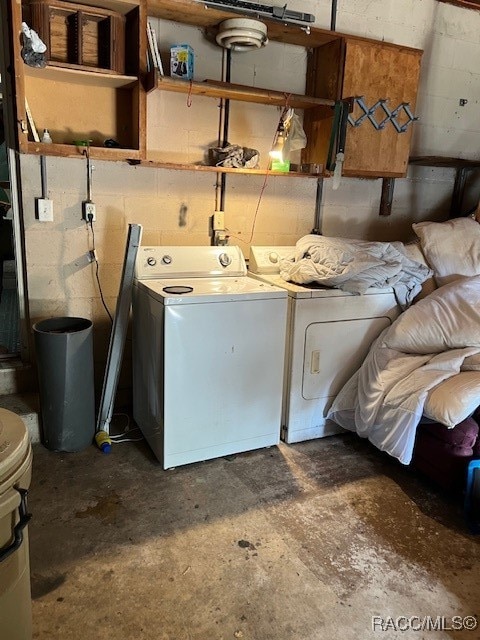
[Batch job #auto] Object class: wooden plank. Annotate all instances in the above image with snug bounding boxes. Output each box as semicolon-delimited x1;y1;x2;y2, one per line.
148;0;339;47
140;159;321;176
34;0;140;17
24;64;137;87
302;39;345;165
26;140;141;160
24;74;136;146
151;73;334;109
148;0;422;53
10;0;29;152
134;1;147;158
409;156;480;168
305;38;345;101
437;0;480;10
342;39;422;178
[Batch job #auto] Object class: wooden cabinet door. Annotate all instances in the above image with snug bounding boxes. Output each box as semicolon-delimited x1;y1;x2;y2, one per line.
342;39;422;178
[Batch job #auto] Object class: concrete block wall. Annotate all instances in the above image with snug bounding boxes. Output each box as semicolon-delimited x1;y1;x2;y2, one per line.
18;0;480;404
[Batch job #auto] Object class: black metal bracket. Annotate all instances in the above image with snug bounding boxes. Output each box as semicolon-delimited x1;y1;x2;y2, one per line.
379;178;395;217
348;97;419;133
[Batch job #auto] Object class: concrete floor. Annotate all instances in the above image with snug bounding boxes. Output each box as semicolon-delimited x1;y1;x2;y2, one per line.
29;433;480;640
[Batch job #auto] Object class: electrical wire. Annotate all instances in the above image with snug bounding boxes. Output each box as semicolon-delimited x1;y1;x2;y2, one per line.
225;109;287;246
108;413;144;443
87;217;113;324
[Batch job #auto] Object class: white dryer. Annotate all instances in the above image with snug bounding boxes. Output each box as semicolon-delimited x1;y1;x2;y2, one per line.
248;246;400;444
132;245;287;469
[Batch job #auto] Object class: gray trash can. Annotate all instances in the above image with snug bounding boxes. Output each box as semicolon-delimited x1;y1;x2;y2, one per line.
33;317;95;452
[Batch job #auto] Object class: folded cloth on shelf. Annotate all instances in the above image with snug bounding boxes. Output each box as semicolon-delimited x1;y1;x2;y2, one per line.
327;275;480;465
278;234;432;308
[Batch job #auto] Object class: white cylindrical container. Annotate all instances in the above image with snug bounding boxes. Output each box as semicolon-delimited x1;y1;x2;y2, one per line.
0;408;33;640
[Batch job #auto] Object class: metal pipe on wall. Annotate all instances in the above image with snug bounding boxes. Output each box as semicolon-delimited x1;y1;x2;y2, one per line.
330;0;338;32
214;49;232;215
312;177;324;234
219;49;232;213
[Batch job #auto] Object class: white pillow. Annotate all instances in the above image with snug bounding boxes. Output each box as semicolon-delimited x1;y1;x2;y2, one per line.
385;275;480;354
412;217;480;287
424;371;480;427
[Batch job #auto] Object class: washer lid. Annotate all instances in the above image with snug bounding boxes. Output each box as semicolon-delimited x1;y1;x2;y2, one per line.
137;276;287;305
0;408;30;489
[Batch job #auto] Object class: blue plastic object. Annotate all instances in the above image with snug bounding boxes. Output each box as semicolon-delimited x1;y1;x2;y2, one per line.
465;460;480;534
95;430;112;454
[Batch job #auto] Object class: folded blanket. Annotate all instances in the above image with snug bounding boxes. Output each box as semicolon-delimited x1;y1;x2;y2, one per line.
328;275;480;464
279;235;433;308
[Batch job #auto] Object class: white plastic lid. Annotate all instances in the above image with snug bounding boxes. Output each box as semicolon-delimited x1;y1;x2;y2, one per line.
0;408;30;490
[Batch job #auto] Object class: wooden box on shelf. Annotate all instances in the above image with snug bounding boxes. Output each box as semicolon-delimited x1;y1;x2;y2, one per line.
302;37;422;178
13;0;147;160
28;0;126;73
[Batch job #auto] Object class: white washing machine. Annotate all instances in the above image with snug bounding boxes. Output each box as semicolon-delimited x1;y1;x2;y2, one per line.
132;245;287;469
248;246;400;444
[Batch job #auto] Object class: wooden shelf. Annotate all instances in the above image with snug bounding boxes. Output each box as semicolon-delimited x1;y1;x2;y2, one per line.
13;0;146;158
146;72;335;109
26;141;141;161
24;64;138;89
409;156;480;169
139;159;322;176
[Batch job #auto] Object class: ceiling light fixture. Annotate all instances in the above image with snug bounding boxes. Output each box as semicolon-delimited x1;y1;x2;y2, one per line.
216;18;268;51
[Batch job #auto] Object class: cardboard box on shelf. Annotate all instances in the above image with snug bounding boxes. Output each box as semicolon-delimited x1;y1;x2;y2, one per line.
170;44;194;80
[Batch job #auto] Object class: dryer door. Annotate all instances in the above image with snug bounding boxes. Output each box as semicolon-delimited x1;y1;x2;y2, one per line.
302;317;391;401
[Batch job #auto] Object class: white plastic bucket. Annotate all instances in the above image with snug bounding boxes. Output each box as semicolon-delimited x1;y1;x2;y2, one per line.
0;408;33;640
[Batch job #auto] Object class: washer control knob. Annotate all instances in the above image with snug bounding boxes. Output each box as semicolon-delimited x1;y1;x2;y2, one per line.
269;252;279;263
147;257;157;266
219;252;232;267
161;255;172;265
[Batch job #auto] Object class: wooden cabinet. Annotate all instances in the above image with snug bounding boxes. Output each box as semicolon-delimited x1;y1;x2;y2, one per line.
147;0;422;178
9;0;146;160
8;0;422;176
303;37;422;177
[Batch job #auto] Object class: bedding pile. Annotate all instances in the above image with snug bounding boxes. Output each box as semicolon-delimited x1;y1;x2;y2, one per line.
327;275;480;464
278;234;432;308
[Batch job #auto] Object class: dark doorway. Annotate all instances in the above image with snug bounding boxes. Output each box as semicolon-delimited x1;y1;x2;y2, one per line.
0;93;20;358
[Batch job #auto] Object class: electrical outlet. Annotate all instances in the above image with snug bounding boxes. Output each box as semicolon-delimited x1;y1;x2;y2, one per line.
213;210;225;231
214;231;228;246
82;201;96;221
36;198;54;222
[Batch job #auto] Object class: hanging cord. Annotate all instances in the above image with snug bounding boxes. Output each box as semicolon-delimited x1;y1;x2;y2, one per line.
226;102;291;246
87;218;113;324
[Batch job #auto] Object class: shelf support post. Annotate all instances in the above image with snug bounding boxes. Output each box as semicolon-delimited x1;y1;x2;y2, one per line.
450;167;467;217
379;177;395;216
